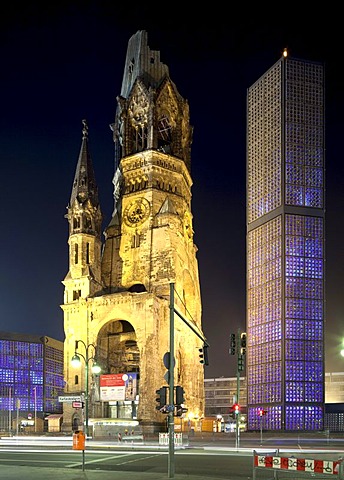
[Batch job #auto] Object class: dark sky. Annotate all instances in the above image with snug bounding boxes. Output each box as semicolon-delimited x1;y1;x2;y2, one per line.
1;4;343;378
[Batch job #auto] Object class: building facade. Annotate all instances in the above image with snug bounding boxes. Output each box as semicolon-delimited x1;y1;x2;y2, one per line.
205;374;344;432
246;51;325;431
204;376;247;421
61;30;205;434
0;332;64;433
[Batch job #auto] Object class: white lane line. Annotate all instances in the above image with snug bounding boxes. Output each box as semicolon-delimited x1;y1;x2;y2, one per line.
66;453;133;468
116;453;164;466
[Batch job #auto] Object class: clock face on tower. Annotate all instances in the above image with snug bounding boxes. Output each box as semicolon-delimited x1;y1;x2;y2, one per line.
124;198;150;226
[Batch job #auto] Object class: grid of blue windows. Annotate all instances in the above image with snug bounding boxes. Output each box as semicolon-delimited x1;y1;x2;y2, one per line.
247;57;324;432
0;339;43;413
285;214;324;428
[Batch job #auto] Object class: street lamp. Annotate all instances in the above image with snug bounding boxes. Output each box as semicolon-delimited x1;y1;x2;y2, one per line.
33;387;37;433
71;340;101;437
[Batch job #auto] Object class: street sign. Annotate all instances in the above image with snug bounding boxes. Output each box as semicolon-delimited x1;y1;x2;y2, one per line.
163;352;175;383
58;395;82;403
72;401;84;408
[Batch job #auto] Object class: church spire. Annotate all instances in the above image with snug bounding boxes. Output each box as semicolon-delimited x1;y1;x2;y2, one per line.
66;119;102;238
63;119;103;298
70;119;99;208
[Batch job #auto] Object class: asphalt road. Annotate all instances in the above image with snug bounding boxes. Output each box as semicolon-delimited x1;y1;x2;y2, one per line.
1;436;344;479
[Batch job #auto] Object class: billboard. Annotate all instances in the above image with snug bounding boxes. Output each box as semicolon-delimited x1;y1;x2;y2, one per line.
100;373;137;401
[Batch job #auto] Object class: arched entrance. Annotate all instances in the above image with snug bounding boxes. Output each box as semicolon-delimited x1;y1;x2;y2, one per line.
92;320;140;422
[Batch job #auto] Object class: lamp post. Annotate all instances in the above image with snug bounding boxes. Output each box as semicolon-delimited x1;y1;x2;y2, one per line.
33;387;37;433
71;340;101;437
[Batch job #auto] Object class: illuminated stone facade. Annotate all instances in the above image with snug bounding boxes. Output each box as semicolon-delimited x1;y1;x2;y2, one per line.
61;31;204;433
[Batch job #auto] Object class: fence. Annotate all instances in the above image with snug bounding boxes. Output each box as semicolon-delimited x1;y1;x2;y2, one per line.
253;450;344;479
159;433;183;446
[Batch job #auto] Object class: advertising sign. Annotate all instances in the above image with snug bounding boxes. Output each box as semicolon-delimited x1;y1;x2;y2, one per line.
100;373;137;401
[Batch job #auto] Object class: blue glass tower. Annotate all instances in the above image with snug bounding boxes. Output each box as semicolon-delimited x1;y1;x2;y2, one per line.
0;332;64;432
246;52;325;431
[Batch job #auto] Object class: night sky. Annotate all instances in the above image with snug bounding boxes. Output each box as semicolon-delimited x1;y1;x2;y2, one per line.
1;5;343;378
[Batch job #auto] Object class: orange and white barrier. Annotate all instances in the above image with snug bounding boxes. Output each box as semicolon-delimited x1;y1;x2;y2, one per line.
159;433;183;446
253;450;344;479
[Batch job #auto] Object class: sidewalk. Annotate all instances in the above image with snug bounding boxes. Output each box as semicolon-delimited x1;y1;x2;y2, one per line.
1;465;238;480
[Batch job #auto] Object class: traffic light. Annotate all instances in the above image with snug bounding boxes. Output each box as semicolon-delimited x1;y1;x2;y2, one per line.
238;354;244;372
258;408;266;417
199;345;209;365
230;403;240;419
156;386;168;412
240;332;247;355
233;403;240;415
229;333;236;355
175;385;185;405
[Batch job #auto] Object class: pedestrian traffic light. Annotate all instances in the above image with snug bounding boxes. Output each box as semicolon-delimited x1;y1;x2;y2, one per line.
175;385;185;405
230;403;240;419
155;386;168;412
233;403;240;415
240;332;247;355
199;345;209;365
229;333;236;355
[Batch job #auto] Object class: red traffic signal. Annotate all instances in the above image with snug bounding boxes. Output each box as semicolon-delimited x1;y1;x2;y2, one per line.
233;403;240;414
258;408;266;416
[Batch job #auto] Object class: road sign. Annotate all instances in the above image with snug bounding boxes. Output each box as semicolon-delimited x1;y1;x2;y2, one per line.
58;395;82;403
163;352;175;383
72;401;84;408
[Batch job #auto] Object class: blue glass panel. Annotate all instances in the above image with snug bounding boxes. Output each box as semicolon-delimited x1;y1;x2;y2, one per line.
304;321;322;340
286;256;304;276
304;406;323;430
285;277;304;298
304;216;324;238
285;298;304;319
305;279;323;299
285;340;303;360
305;382;323;402
286;236;304;256
285;362;304;381
305;258;323;279
15;370;30;382
305;300;323;320
305;237;323;257
285;405;304;430
305;167;323;187
285;319;304;339
305;341;322;361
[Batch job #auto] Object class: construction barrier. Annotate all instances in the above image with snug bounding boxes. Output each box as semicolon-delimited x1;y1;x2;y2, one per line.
253;450;344;479
159;433;183;446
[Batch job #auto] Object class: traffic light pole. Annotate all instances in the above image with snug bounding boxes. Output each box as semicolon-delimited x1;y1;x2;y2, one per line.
166;282;208;478
168;283;175;479
236;328;240;450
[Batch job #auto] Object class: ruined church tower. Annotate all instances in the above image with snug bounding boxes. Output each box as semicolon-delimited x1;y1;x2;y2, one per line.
61;30;204;434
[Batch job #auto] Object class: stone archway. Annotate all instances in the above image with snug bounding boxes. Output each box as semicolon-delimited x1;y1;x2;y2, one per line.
90;320;140;422
96;319;140;375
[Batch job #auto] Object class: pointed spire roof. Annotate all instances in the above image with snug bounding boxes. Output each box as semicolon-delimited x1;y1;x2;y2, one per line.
70;119;99;207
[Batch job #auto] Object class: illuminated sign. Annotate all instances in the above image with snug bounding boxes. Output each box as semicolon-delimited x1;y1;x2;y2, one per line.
100;373;137;401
